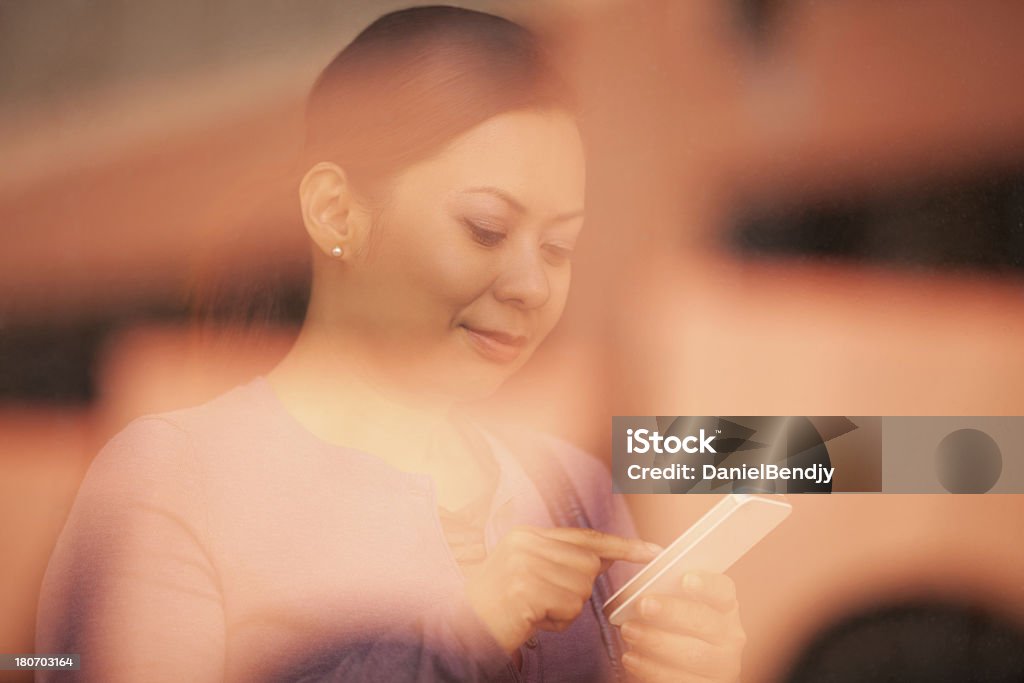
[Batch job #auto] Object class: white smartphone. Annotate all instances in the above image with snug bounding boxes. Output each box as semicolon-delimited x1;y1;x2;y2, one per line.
603;494;792;625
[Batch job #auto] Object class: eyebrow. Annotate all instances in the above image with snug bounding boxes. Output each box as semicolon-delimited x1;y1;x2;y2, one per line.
463;186;585;223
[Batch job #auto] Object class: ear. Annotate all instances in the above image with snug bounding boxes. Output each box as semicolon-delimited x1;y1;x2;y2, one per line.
299;162;363;258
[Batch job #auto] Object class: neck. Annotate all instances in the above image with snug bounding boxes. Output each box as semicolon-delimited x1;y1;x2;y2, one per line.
265;322;465;473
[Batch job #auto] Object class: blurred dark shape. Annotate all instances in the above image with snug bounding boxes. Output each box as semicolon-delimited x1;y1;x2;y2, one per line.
0;320;106;403
0;253;308;406
729;163;1024;276
0;304;178;404
783;600;1024;683
935;428;1003;494
780;418;832;494
733;0;788;45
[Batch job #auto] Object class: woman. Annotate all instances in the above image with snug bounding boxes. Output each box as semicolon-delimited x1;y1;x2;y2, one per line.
36;6;746;682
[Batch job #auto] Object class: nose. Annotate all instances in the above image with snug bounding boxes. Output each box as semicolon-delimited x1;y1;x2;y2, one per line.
492;240;550;309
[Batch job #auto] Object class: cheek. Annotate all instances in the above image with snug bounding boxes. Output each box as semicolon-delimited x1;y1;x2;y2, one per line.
373;211;493;319
413;236;495;314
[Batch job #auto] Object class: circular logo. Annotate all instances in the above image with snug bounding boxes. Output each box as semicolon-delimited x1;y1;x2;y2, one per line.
934;428;1003;493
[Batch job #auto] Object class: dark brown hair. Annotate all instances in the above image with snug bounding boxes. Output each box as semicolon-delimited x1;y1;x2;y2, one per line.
305;5;573;201
190;6;574;334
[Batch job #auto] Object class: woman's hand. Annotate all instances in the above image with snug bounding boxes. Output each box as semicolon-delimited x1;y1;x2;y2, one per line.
465;526;659;654
619;571;746;682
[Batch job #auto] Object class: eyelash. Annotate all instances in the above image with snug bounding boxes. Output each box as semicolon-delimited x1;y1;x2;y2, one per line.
464;219;575;263
545;245;574;263
465;220;506;247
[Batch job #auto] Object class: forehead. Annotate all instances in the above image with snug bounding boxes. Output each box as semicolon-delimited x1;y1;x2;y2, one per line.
398;109;586;214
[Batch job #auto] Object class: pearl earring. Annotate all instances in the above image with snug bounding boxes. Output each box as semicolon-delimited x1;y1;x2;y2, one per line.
331;245;344;258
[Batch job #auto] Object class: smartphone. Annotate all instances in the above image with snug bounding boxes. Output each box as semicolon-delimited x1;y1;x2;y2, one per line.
603;494;792;625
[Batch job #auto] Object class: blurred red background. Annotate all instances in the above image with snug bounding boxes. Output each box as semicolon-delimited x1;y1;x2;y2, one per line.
3;2;1024;681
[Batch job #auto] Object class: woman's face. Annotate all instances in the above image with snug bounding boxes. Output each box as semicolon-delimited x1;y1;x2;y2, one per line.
325;108;586;402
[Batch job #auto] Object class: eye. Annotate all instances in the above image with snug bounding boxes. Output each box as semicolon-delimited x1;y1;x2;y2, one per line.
464;219;506;247
543;243;575;265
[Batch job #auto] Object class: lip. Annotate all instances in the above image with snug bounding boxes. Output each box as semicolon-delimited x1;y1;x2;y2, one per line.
459;324;528;363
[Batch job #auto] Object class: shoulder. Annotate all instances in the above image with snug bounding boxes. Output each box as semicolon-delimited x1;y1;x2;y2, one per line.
93;378;266;469
87;415;196;487
55;393;254;571
140;378;266;443
85;380;263;496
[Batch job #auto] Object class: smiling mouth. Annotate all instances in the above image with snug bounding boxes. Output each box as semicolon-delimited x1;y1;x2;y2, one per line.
459;324;527;363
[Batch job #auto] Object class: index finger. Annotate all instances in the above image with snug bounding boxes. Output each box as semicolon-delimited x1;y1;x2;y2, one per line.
535;527;661;564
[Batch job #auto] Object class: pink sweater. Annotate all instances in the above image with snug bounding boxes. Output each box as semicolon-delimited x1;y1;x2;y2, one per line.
36;376;639;682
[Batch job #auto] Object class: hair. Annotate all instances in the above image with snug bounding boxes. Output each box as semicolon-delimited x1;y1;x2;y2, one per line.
305;5;574;202
190;5;575;334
